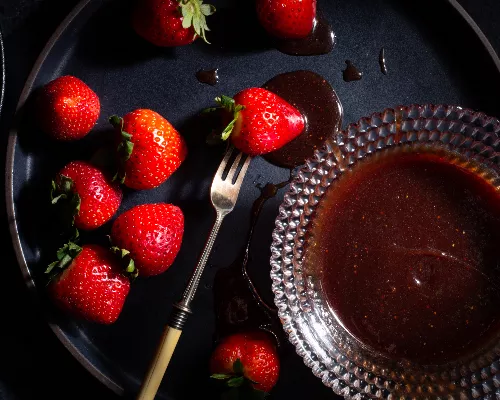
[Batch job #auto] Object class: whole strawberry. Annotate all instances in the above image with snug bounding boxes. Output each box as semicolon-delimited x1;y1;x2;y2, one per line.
206;88;304;156
110;203;184;277
132;0;215;46
47;243;135;324
52;161;122;232
110;110;187;190
36;76;100;140
210;331;280;394
256;0;316;39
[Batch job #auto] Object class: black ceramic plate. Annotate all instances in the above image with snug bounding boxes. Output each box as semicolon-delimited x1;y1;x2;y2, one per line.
6;0;500;399
0;27;5;117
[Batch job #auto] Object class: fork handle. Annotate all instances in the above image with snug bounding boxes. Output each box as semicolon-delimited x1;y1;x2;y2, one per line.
136;210;226;400
136;324;182;400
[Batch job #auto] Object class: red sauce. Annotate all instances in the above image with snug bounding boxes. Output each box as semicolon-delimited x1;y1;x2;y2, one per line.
306;148;500;365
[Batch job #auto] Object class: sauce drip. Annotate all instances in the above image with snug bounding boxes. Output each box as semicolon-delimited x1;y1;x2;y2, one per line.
343;60;363;82
213;178;291;341
275;16;336;56
379;48;388;75
263;70;343;168
306;148;500;365
196;68;219;86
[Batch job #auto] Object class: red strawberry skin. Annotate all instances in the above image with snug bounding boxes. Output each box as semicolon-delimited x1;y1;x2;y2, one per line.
210;331;280;393
48;245;130;324
231;88;304;156
132;0;196;47
57;161;122;230
36;76;100;140
120;109;187;190
256;0;316;39
111;203;184;276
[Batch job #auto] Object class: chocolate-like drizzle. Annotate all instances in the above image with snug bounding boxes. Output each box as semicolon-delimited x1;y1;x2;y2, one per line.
343;60;363;82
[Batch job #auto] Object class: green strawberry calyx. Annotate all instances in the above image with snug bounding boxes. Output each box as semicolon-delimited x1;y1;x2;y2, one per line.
210;359;268;399
179;0;216;44
51;175;81;240
46;241;82;275
110;246;139;280
109;115;134;184
203;95;245;141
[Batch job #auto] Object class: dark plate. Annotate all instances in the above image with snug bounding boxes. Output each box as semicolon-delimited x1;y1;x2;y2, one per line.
6;0;500;399
0;26;5;116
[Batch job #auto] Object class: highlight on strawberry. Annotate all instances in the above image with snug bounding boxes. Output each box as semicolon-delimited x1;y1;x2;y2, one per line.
256;0;317;39
204;87;305;156
110;203;184;277
210;331;280;396
132;0;216;47
36;75;100;141
46;243;136;324
51;161;122;234
109;109;187;190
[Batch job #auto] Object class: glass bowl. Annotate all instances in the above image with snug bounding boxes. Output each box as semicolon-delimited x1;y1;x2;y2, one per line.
270;104;500;400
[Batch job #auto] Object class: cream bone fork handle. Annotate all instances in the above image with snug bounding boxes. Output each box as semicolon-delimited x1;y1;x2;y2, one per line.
137;145;252;400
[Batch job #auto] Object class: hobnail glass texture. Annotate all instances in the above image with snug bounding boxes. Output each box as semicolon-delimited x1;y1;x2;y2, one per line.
270;104;500;400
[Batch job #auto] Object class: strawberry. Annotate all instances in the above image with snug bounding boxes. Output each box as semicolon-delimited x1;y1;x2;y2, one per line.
36;76;100;141
205;88;304;156
210;331;280;394
132;0;215;47
51;161;122;232
110;203;184;277
256;0;316;39
46;243;135;324
110;109;187;190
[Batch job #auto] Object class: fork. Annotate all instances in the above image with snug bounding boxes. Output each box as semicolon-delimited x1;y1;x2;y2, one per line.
137;145;252;400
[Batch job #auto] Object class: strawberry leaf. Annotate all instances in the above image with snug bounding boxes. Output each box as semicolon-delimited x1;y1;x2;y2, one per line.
221;119;236;141
210;373;232;380
227;376;245;388
109;115;134;184
51;175;81;239
46;241;82;274
179;0;215;44
200;3;215;16
110;246;138;280
201;107;219;114
215;95;236;111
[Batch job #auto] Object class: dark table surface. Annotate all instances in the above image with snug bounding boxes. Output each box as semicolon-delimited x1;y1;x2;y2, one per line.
0;1;499;399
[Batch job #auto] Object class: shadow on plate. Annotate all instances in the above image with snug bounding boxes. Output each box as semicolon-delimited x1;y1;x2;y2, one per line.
74;0;175;69
385;0;500;118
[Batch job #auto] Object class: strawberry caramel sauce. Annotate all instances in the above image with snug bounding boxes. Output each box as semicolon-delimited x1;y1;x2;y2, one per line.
305;149;500;365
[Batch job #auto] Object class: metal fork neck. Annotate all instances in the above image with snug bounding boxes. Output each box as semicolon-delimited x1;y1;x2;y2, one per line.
169;209;226;330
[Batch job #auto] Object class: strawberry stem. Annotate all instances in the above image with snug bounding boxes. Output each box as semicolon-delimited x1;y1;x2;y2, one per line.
46;242;82;274
202;95;245;141
110;246;139;280
179;0;216;44
109;115;134;184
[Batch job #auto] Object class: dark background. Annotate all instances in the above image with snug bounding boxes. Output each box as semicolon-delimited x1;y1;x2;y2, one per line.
0;0;499;399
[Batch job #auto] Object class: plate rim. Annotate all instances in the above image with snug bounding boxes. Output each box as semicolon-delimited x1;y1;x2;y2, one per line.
5;0;500;396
